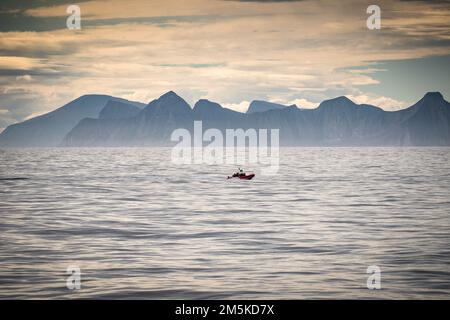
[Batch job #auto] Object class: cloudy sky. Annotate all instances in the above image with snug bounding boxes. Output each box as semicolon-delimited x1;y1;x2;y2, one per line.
0;0;450;131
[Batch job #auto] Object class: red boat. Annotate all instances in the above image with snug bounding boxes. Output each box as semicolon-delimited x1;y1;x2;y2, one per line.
227;169;255;180
238;173;255;180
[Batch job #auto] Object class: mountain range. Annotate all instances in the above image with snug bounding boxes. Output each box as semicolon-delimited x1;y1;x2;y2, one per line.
0;91;449;147
0;95;145;147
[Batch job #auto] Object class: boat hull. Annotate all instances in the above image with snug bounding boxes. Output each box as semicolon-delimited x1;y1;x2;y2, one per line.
238;173;255;180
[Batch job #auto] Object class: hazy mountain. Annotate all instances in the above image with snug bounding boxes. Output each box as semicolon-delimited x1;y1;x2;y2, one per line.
98;100;142;120
193;99;244;129
0;95;145;147
400;92;450;145
63;91;194;146
370;92;450;146
64;91;449;146
313;96;389;145
1;91;449;147
246;100;288;114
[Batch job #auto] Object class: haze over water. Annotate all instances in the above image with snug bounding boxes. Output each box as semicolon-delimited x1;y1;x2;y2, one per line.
1;147;449;299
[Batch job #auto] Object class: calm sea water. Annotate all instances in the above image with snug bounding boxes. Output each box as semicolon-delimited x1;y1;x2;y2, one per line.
0;147;449;299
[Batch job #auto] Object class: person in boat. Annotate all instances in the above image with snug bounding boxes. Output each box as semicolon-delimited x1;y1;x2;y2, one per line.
238;167;245;177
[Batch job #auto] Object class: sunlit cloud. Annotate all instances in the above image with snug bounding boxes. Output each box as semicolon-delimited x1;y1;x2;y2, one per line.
347;93;410;111
0;0;449;130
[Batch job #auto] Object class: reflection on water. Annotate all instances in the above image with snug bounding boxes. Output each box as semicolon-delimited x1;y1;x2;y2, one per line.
0;147;450;299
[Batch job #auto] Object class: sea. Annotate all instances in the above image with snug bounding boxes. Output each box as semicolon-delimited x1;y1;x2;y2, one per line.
0;147;449;299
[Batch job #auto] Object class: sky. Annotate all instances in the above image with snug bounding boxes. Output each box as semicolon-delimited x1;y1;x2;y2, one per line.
0;0;450;131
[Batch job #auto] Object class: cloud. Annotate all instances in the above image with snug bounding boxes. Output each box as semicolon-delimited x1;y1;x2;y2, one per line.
16;74;33;81
347;94;410;111
223;100;251;112
0;0;449;129
0;0;91;12
0;56;45;70
227;0;304;2
287;98;318;109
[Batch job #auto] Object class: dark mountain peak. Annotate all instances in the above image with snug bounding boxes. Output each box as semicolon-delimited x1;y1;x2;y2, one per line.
282;105;299;112
157;91;187;104
193;99;223;112
160;90;179;99
61;94;107;108
79;93;110;98
251;100;267;104
338;96;353;103
422;92;444;102
144;91;191;113
320;96;354;106
74;94;114;105
407;91;448;114
246;100;286;114
319;97;385;115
